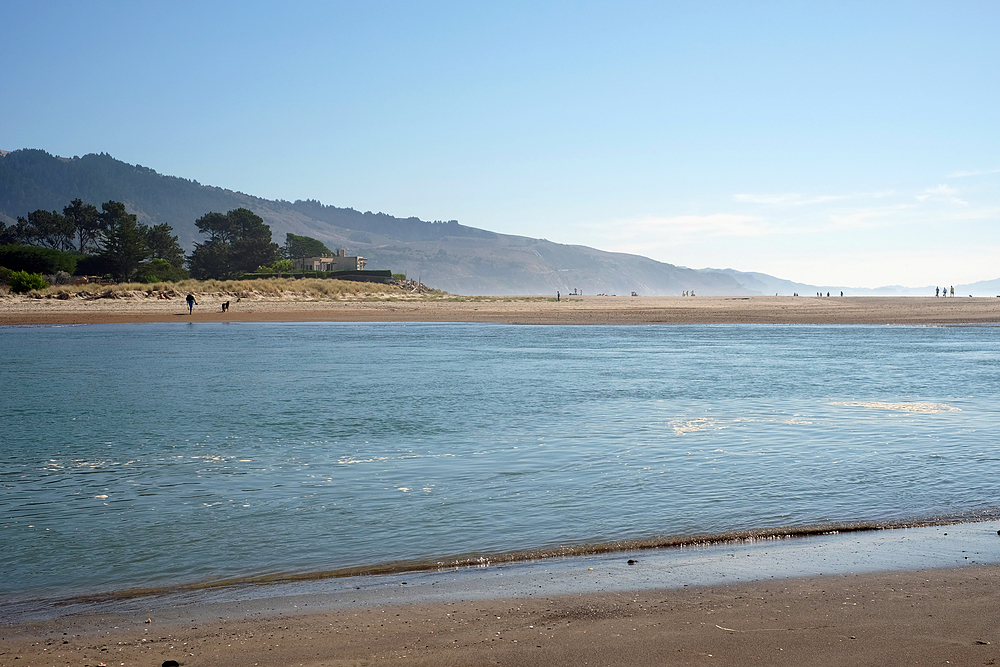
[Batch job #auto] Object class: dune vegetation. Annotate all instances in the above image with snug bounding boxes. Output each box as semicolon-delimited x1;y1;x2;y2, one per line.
0;276;454;301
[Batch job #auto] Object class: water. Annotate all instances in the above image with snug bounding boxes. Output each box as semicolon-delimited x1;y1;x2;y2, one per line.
2;322;999;611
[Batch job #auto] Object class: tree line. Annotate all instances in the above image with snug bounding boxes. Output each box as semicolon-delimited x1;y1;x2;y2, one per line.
0;199;188;282
0;200;305;283
187;208;281;279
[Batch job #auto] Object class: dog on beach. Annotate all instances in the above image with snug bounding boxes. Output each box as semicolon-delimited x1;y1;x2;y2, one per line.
221;301;230;312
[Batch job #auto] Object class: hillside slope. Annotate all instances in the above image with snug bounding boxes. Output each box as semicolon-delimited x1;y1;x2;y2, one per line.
0;149;751;295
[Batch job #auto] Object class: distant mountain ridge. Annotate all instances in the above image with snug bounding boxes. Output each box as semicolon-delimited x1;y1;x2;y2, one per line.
705;268;1000;298
2;149;996;295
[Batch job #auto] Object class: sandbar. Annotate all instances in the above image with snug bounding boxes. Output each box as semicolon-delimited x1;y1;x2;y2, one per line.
2;294;999;326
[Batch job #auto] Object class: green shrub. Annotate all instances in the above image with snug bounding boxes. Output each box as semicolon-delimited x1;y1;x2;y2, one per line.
0;244;78;274
134;258;189;283
0;266;12;285
271;259;293;274
9;270;49;293
392;273;407;281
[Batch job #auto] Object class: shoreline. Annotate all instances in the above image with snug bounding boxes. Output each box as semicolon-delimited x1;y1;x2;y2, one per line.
3;522;998;665
2;294;1000;326
8;513;995;612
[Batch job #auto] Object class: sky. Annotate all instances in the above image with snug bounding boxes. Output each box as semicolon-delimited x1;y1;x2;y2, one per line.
3;1;998;288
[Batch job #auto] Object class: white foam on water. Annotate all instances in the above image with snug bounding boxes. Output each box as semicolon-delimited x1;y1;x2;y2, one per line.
830;400;961;413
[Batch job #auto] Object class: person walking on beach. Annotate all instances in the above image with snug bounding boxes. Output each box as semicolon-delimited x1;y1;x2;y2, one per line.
186;293;197;314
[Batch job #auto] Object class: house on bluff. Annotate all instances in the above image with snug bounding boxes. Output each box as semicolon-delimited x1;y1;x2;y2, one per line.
292;249;367;272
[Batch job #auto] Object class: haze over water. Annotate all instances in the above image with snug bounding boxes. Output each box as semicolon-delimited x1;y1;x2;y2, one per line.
3;322;999;613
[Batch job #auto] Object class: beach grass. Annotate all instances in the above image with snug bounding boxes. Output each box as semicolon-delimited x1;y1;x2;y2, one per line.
0;277;573;303
2;276;455;300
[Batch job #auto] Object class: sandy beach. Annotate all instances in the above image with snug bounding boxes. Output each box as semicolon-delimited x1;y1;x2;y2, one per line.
3;564;999;666
2;293;999;326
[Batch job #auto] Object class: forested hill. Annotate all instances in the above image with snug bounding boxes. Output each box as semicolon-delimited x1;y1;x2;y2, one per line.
0;150;489;249
0;148;752;295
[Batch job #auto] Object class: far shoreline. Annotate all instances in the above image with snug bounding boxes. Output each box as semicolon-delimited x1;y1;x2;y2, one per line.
2;294;999;326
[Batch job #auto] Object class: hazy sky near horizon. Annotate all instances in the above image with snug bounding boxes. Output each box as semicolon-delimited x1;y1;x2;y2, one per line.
3;1;998;287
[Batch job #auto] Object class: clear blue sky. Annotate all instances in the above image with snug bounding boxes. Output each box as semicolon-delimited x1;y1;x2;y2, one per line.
3;1;998;287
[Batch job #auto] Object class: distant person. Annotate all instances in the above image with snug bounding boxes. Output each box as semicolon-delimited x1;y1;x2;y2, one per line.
186;293;197;314
936;286;940;297
950;286;955;297
557;290;560;301
840;291;843;297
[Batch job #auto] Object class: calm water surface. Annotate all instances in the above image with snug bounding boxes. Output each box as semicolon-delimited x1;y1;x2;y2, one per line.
2;322;999;607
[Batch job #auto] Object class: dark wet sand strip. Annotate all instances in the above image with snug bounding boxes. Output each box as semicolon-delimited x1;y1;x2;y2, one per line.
4;522;999;666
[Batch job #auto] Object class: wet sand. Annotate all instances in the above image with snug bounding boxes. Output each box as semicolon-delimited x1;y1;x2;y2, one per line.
3;565;999;666
2;294;999;326
2;501;998;666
